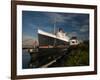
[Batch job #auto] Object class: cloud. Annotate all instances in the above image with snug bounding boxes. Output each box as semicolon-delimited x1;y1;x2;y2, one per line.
68;32;78;38
80;25;89;32
22;34;34;41
28;23;39;31
45;13;66;23
45;13;77;23
68;31;89;41
70;21;81;31
78;34;89;41
64;14;78;20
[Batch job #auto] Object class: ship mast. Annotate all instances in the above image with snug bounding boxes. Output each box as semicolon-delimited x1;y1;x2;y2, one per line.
53;18;57;47
54;18;56;35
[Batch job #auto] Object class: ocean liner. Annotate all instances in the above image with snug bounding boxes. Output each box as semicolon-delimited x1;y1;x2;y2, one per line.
27;27;79;67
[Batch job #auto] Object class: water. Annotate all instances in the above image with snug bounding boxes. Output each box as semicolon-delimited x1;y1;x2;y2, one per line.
22;48;68;68
22;50;31;69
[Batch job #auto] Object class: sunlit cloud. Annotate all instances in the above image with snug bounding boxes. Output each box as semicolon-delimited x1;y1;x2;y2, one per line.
22;34;38;47
22;34;34;41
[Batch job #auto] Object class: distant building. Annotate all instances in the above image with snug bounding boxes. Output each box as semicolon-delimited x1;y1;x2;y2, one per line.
70;37;79;46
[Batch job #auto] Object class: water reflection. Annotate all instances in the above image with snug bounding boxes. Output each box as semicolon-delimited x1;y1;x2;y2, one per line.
22;49;39;69
22;50;31;69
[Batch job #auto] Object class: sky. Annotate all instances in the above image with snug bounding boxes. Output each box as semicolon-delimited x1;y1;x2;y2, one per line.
22;11;89;46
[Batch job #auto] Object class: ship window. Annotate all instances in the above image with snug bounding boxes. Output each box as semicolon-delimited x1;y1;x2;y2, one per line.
72;41;75;43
